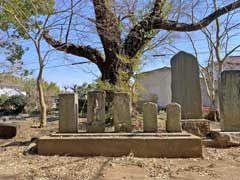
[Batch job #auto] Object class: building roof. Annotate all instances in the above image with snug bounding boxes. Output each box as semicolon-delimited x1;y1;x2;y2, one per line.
138;66;171;76
0;82;23;89
224;56;240;65
138;56;240;77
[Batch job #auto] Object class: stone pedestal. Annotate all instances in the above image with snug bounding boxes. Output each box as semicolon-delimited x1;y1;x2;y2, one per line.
38;132;203;158
113;92;131;132
220;70;240;131
171;51;202;119
143;102;158;132
87;90;106;133
59;93;78;133
166;103;182;132
181;119;210;137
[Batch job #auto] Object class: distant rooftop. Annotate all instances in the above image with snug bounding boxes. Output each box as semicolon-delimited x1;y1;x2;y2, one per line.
139;66;171;75
224;56;240;65
0;83;23;89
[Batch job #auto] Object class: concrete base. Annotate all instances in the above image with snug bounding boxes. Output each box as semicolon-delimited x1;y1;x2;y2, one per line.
38;132;202;158
181;119;210;137
207;129;240;148
202;138;218;147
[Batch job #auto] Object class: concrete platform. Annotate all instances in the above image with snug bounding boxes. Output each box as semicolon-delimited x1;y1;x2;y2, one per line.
38;132;202;158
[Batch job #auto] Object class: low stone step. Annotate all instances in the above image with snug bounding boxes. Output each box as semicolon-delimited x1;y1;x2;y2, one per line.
38;132;202;158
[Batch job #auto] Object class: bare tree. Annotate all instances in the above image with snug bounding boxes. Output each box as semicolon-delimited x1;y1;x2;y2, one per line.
0;0;74;127
43;0;240;86
0;34;24;74
185;0;240;120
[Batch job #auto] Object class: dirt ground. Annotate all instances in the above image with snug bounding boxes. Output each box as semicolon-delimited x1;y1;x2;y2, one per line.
1;119;240;180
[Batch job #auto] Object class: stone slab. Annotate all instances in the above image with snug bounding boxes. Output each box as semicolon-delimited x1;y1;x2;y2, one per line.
202;138;218;147
59;93;78;133
143;102;158;132
113;93;131;132
208;129;240;148
181;119;210;137
87;90;106;133
38;133;202;158
166;103;182;132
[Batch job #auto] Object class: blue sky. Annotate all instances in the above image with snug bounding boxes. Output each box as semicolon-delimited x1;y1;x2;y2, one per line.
15;0;240;88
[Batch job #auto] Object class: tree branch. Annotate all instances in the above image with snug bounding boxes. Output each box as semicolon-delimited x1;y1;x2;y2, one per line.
152;1;240;31
124;0;240;58
43;31;105;65
123;0;166;58
93;0;121;59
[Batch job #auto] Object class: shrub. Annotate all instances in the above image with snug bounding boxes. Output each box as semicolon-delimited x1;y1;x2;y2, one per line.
0;95;8;106
4;95;27;114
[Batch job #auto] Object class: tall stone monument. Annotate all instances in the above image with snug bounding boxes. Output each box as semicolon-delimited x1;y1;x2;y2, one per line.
59;93;78;133
171;51;202;119
87;90;106;133
220;70;240;131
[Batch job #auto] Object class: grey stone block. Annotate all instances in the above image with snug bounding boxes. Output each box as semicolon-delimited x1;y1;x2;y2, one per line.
87;90;106;133
166;103;182;132
38;132;203;158
113;92;131;132
220;70;240;131
59;93;78;133
143;102;158;132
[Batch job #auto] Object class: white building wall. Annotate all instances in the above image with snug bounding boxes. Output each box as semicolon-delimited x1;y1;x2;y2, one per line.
137;56;240;109
137;68;171;108
137;67;211;108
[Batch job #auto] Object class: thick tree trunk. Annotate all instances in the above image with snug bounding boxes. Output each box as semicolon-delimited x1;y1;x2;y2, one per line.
206;99;220;121
100;61;118;84
215;61;223;118
207;61;223;121
99;56;133;85
208;70;219;121
37;67;47;127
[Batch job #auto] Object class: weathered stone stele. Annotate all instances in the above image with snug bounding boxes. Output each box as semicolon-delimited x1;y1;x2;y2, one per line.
59;93;78;133
171;51;202;119
220;70;240;131
166;103;182;132
143;102;158;132
87;90;106;133
113;92;131;132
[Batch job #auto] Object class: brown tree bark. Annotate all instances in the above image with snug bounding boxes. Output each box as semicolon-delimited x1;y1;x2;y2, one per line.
37;65;47;127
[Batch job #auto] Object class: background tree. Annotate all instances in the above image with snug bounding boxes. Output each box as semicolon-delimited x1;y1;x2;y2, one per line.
23;78;60;113
185;0;240;120
0;0;55;127
0;33;25;74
